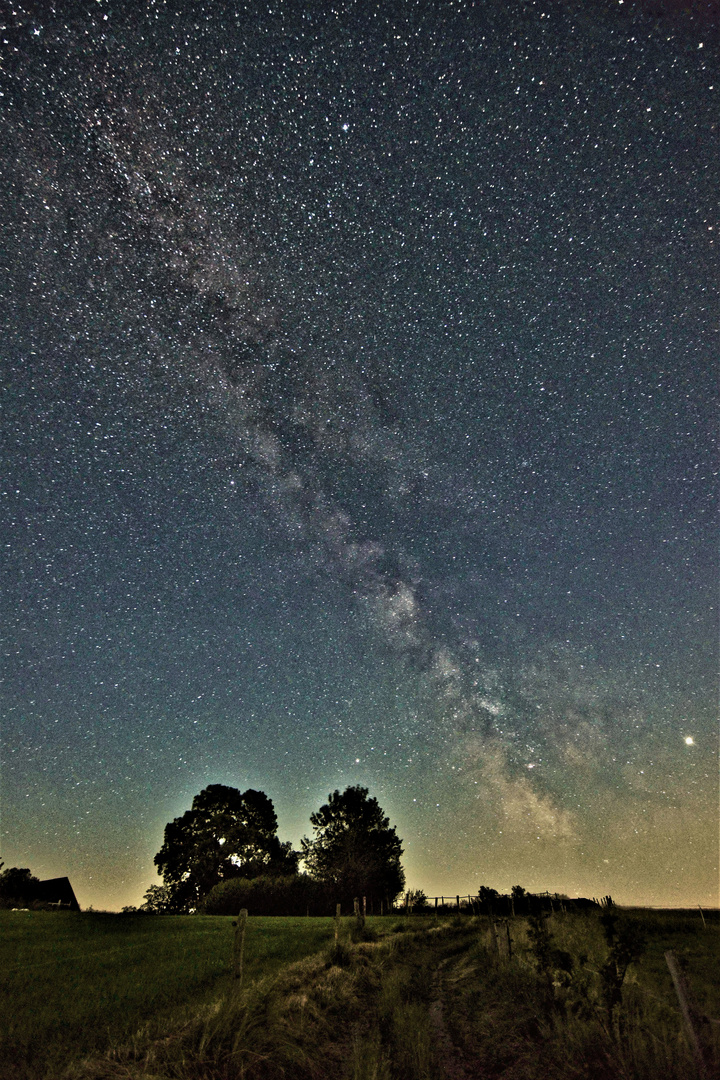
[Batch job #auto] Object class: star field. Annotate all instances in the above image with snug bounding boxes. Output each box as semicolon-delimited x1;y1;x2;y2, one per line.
0;0;717;909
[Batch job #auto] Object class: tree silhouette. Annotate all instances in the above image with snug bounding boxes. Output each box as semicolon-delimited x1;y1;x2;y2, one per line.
477;885;500;914
154;784;298;911
140;883;174;913
301;785;405;910
511;884;529;914
0;866;40;907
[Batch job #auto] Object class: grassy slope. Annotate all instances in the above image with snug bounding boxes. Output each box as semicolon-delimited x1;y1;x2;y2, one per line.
95;910;720;1080
0;911;335;1080
442;909;720;1080
3;910;718;1080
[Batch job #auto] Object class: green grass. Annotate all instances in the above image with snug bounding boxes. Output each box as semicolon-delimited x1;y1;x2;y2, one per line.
3;909;718;1080
621;908;720;1020
443;909;720;1080
71;914;457;1080
0;911;337;1079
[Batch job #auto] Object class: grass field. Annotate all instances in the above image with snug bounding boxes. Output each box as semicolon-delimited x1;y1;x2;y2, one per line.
2;908;718;1079
0;911;336;1080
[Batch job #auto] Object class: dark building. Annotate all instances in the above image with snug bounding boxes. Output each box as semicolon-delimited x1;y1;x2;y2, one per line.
36;877;81;911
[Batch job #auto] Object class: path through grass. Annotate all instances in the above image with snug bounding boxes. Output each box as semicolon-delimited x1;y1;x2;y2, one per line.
72;910;720;1080
4;910;718;1079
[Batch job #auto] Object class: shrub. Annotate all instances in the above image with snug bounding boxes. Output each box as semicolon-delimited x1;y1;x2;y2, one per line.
201;874;334;916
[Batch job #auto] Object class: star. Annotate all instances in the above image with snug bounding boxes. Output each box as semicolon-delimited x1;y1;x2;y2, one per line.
1;0;715;913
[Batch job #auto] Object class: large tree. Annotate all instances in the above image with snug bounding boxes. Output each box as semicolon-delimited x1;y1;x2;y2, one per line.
0;865;41;908
154;784;298;911
301;786;405;910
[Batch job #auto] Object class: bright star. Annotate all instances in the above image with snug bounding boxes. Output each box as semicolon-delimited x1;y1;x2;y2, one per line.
684;736;695;746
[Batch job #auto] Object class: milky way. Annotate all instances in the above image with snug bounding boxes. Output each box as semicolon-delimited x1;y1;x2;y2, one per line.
1;0;717;909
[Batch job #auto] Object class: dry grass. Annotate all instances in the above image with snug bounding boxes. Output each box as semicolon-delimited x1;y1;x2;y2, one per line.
5;909;718;1079
68;923;454;1080
440;910;720;1080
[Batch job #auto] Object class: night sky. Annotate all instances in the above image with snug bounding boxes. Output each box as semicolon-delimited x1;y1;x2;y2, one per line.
1;0;717;912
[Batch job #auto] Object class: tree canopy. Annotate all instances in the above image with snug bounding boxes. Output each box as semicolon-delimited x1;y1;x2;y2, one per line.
0;865;40;908
154;784;298;911
301;785;405;909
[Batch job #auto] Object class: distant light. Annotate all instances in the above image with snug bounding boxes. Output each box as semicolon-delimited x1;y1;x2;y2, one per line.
684;736;695;746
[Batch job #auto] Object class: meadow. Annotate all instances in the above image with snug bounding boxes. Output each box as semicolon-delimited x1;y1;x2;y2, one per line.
0;911;335;1080
1;907;717;1079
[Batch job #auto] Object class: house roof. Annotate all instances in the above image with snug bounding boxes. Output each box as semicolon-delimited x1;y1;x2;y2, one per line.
36;877;81;911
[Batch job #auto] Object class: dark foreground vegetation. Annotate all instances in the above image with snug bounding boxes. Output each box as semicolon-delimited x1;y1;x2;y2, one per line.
1;907;717;1080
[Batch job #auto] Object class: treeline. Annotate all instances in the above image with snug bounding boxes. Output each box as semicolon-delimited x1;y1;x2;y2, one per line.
143;784;405;915
406;885;605;917
200;881;605;919
141;784;608;917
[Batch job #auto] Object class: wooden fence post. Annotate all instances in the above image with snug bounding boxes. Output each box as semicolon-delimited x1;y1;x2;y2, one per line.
334;903;341;943
489;918;499;958
698;905;707;929
233;909;248;984
665;951;709;1079
363;896;367;918
505;921;513;960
